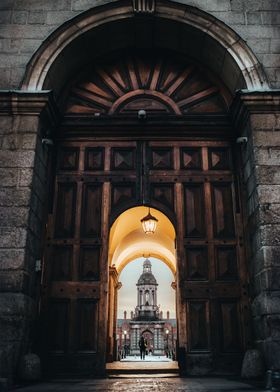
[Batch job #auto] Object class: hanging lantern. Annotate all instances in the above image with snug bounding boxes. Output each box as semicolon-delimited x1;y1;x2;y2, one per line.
141;207;158;234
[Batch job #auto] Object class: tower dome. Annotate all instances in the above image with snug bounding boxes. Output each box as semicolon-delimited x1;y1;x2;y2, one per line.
137;259;157;285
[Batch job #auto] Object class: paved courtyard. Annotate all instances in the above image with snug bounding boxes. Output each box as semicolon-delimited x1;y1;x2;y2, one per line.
11;377;266;392
119;355;173;362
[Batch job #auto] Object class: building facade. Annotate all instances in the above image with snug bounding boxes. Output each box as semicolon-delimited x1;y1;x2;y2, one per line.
117;259;177;356
0;0;279;386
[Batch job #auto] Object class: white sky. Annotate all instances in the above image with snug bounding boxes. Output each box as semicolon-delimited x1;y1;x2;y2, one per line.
117;257;176;319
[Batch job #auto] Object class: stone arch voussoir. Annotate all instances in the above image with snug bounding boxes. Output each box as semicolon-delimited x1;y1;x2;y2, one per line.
21;0;268;94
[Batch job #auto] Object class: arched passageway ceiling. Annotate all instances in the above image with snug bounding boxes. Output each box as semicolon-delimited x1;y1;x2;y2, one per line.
109;206;176;275
22;0;268;98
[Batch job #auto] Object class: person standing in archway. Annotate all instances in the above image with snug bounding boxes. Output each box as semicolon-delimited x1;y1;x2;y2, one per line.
139;336;146;360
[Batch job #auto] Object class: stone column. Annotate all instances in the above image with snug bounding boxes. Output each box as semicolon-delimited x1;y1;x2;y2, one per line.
108;266;120;362
232;90;280;372
0;91;59;383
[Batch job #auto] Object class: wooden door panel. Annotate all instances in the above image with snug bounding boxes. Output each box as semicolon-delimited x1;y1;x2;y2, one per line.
54;183;77;238
77;300;98;352
59;147;79;171
150;147;173;170
184;184;206;238
51;246;72;281
185;247;208;281
85;147;104;171
180;147;202;170
150;183;174;209
111;147;136;170
111;183;136;208
219;301;241;352
211;183;235;238
48;299;70;352
188;300;210;351
79;246;100;281
81;184;102;238
208;147;231;170
215;246;238;281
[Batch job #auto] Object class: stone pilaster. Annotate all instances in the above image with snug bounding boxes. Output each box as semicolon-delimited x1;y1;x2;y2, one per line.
0;91;59;382
232;90;280;371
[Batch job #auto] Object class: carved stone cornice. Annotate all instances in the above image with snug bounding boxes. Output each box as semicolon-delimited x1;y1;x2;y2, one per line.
0;90;60;127
230;89;280;131
109;266;120;288
132;0;155;14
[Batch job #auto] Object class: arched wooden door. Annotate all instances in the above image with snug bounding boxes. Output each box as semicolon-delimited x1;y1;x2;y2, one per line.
40;51;250;376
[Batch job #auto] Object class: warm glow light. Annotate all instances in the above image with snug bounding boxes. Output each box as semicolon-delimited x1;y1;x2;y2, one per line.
109;206;176;274
141;208;158;234
166;329;169;334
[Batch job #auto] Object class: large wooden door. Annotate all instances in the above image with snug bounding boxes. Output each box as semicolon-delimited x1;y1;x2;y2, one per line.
41;138;249;375
40;50;250;376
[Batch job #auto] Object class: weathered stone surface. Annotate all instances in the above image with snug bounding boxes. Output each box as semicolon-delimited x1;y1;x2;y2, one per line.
0;270;29;293
12;11;28;25
241;349;265;378
0;169;18;187
259;225;280;246
252;292;280;317
0;188;31;207
14;0;72;11
254;147;280;166
18;353;41;381
0;151;35;168
253;131;280;147
258;204;280;225
258;185;280;203
0;342;21;380
0;207;29;227
0;227;27;248
46;11;79;25
259;268;280;291
231;0;280;11
263;339;280;370
0;11;11;23
253;246;280;275
0;249;25;270
256;166;280;185
27;11;46;24
185;354;213;376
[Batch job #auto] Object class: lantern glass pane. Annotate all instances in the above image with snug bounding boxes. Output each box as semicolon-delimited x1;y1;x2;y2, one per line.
142;218;157;234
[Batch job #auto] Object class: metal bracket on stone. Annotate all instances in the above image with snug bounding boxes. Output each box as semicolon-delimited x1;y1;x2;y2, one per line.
132;0;155;14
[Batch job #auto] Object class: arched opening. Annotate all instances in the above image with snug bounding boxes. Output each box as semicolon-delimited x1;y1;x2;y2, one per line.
107;206;177;365
116;257;176;362
22;0;268;96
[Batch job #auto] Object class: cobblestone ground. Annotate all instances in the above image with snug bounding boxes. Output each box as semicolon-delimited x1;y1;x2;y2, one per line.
11;377;265;391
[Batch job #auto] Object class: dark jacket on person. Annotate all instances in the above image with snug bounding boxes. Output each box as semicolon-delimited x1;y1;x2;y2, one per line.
139;337;146;349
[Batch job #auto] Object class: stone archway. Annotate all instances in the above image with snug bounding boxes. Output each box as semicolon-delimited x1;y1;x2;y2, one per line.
21;0;268;95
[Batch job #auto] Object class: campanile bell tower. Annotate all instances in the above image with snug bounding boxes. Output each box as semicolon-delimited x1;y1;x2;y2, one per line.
135;259;159;320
